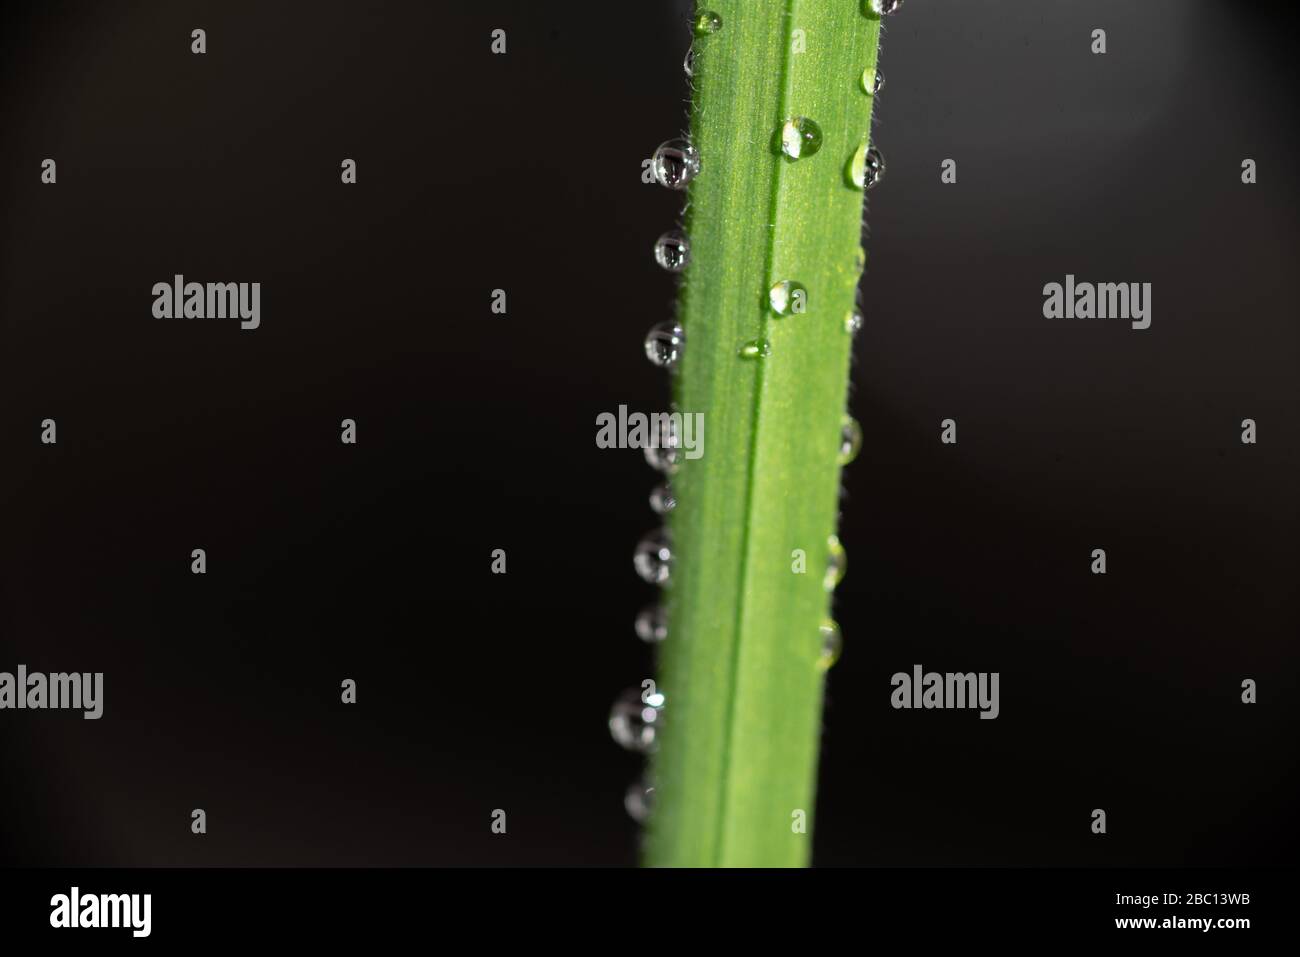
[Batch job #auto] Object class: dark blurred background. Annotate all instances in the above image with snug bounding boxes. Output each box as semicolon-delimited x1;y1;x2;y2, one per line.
0;0;1295;866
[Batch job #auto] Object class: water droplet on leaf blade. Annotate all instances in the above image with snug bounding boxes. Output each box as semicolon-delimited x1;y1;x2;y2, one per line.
848;141;885;190
635;603;669;643
644;320;685;369
693;11;722;37
817;620;843;671
609;688;664;752
625;778;657;822
779;116;823;160
652;138;700;190
838;415;863;465
865;0;904;17
824;535;847;591
644;416;682;474
863;146;885;189
633;529;674;584
768;280;808;316
649;482;676;515
653;230;691;272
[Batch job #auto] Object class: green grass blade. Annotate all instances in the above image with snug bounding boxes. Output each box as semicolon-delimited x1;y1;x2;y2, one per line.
645;1;882;868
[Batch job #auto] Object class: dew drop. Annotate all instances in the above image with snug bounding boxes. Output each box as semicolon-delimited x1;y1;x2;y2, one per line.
633;529;673;584
847;285;866;333
738;339;772;360
649;481;676;515
644;416;681;474
864;0;904;16
652;138;700;190
635;603;669;643
855;246;867;273
644;444;681;475
624;778;657;823
694;11;722;37
848;141;885;190
653;230;691;272
863;146;885;189
848;143;867;189
824;535;847;591
779;116;823;160
842;140;873;191
817;620;843;671
683;44;695;77
644;320;685;369
862;67;884;95
838;415;863;465
768;280;808;317
609;688;664;753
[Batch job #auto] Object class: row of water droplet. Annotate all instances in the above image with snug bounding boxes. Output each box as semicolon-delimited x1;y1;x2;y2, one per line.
615;1;902;824
653;28;888;364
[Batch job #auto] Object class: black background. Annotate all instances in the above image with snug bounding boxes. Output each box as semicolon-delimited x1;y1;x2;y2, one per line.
1;0;1296;867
